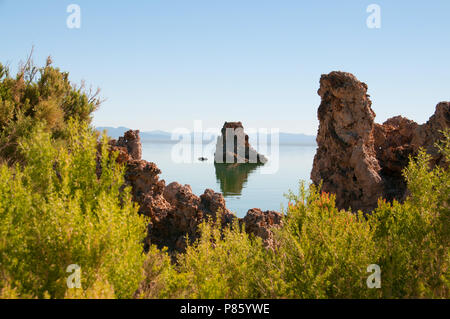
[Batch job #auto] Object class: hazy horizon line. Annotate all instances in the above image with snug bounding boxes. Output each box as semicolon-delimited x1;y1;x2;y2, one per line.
96;125;317;136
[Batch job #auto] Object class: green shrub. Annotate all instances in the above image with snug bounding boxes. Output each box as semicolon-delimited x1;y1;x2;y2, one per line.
0;55;100;164
175;218;281;299
136;218;282;299
0;121;147;299
368;131;449;298
134;245;180;299
275;184;381;298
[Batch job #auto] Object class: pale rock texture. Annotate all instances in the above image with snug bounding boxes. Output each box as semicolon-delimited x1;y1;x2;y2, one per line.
311;72;382;213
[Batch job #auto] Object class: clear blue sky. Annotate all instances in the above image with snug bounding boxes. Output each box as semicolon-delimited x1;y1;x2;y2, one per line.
1;0;449;134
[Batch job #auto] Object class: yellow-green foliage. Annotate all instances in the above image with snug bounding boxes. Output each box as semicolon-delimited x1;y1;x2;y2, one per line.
0;57;100;164
173;219;278;299
369;132;450;298
134;245;177;299
0;121;147;299
136;219;281;299
275;185;381;298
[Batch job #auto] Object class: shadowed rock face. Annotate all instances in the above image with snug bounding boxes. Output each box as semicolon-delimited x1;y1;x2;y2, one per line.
311;71;449;213
109;130;282;252
214;121;267;164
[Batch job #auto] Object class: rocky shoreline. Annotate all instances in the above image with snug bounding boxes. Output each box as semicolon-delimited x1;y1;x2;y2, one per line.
108;130;282;253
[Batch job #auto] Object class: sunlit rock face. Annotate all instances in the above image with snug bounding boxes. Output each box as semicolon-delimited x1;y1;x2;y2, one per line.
311;72;383;213
214;121;267;164
311;71;449;213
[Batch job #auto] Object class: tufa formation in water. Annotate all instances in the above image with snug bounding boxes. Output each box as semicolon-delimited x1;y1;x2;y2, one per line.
214;121;268;164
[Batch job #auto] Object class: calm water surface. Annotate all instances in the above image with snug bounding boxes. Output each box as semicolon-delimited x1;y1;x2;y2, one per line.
142;142;316;218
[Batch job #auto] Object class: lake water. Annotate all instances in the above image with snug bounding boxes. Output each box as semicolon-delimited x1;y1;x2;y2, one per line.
142;142;317;218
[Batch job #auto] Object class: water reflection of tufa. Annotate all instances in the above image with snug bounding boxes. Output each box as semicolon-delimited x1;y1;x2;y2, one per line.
214;163;261;197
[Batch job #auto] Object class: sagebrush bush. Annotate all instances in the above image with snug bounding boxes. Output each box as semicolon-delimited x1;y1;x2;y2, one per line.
275;185;381;298
0;121;148;299
173;218;281;299
368;131;449;298
0;55;100;164
136;218;281;299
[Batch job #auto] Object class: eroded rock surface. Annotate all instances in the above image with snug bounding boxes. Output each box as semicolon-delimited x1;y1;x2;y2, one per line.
115;129;142;161
311;71;449;213
109;130;281;252
241;208;283;248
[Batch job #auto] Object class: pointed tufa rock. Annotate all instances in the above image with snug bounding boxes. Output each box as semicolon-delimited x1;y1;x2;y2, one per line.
214;121;268;164
311;72;383;213
311;71;449;213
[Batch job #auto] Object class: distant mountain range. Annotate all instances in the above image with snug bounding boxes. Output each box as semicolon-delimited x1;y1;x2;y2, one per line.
96;126;317;146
